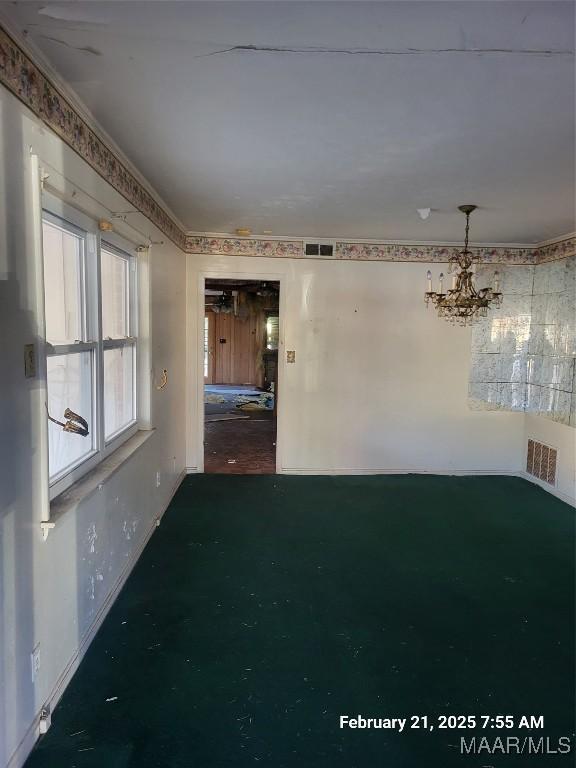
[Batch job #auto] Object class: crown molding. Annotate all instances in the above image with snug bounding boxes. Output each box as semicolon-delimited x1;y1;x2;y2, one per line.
536;231;576;248
532;234;576;264
1;20;574;263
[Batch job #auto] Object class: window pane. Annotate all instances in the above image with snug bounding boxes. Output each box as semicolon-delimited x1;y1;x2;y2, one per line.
266;316;279;350
101;248;129;338
47;352;94;480
104;346;135;440
42;219;84;344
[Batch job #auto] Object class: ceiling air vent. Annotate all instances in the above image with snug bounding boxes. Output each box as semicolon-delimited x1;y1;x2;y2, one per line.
526;439;557;485
304;241;334;257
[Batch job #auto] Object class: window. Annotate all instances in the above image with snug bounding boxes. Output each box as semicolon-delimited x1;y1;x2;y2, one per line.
43;206;138;499
266;315;279;350
101;244;136;440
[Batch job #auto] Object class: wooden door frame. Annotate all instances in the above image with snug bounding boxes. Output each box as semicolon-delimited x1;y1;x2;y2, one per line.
197;270;284;473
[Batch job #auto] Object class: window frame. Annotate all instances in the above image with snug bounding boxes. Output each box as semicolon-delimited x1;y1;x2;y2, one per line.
100;238;138;444
42;196;139;501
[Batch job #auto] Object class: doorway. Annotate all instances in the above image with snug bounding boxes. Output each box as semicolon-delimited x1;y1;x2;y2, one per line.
203;279;280;473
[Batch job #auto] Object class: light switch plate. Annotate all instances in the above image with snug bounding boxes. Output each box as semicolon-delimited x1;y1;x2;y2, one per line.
286;350;296;363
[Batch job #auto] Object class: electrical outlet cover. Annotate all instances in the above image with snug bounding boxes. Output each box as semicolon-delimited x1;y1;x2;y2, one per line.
39;706;51;734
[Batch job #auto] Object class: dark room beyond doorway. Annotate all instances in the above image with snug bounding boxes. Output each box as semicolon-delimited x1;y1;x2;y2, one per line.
204;279;279;473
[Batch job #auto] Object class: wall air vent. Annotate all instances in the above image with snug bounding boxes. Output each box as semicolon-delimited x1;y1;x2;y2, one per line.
526;439;557;485
304;241;334;257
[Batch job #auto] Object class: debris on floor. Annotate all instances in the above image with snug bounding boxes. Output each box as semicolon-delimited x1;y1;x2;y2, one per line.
236;394;274;410
205;386;274;410
205;393;226;403
205;412;250;423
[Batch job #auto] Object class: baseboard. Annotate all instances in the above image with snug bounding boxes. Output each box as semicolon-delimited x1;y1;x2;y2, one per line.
179;466;576;507
281;467;576;506
516;470;576;507
7;470;186;768
279;467;518;476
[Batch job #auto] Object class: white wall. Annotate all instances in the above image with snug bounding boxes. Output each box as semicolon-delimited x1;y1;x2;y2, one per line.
0;87;187;768
187;254;526;474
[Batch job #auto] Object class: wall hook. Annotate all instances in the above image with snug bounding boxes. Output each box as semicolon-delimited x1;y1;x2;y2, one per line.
156;369;168;390
46;403;89;436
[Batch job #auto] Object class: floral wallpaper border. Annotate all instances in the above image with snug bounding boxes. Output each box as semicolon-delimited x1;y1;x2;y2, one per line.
185;236;303;258
1;24;574;262
335;242;536;265
533;236;576;264
187;236;575;264
0;25;186;249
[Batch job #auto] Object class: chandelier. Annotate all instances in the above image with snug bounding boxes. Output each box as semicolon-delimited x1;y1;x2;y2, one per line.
425;205;502;326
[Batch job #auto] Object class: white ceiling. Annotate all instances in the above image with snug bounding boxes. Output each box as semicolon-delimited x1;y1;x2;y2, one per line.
2;1;575;242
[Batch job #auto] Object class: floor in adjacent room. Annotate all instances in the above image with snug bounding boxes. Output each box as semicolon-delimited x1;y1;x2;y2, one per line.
25;475;574;768
204;386;276;474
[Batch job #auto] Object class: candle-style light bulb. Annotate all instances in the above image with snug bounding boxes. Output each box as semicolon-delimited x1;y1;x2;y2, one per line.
438;272;444;293
493;270;500;292
426;270;432;292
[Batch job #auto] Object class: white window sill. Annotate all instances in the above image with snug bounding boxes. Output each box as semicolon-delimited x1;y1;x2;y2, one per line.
48;429;155;524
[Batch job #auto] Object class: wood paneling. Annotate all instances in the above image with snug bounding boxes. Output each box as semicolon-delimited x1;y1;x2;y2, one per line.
214;312;232;383
205;313;216;383
209;310;265;386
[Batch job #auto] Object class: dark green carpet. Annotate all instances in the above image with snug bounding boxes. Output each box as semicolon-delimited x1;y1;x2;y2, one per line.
26;475;574;767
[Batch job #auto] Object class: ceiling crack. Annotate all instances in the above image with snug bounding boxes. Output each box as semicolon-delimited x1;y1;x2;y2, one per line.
196;44;573;59
38;35;102;56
